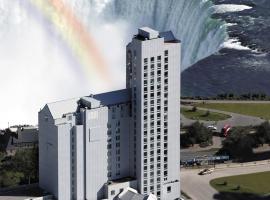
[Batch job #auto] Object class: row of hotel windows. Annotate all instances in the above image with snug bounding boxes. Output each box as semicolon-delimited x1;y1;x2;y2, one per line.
71;131;76;199
142;50;169;198
107;121;122;178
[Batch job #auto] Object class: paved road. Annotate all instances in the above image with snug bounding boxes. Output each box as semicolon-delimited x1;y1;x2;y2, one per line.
181;106;265;132
181;163;270;200
181;136;223;161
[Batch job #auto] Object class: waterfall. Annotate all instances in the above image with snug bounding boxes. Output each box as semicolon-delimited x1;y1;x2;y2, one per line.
99;0;228;70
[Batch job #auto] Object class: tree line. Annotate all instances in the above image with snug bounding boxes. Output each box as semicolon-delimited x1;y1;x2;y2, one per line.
0;147;38;188
181;93;270;101
181;121;270;161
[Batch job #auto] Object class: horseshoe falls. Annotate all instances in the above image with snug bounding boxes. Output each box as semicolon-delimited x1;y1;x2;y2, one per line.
99;0;228;70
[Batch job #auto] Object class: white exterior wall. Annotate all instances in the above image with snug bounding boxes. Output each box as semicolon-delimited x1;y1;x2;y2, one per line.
57;124;72;200
74;125;85;200
39;106;59;197
162;42;181;200
85;107;108;200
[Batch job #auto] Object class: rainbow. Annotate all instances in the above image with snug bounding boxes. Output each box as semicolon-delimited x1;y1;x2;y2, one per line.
23;0;111;89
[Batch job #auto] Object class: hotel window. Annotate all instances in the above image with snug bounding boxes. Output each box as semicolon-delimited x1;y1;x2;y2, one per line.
157;63;161;69
144;87;147;92
164;164;168;169
144;131;147;136
144;65;147;70
164;136;168;142
144;187;147;193
144;58;148;64
165;64;168;71
165;50;168;56
164;171;168;177
164;71;168;77
157;134;161;140
144;73;147;78
167;186;171;193
151;57;154;62
144;138;147;143
116;149;120;155
157;56;161;62
164;93;168;99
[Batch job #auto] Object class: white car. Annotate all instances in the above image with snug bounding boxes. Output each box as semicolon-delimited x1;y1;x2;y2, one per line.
207;125;217;131
198;168;214;175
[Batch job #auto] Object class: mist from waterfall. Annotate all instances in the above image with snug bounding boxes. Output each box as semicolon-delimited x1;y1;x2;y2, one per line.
0;0;227;128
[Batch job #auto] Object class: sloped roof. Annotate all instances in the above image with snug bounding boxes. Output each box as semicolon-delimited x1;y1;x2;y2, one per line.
46;98;79;119
119;190;146;200
93;89;131;106
45;89;131;120
159;31;180;43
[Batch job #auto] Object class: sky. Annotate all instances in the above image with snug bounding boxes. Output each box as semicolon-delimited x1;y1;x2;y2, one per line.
0;0;128;128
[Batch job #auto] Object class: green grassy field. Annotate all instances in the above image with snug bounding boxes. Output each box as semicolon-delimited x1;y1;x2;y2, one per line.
181;107;230;121
196;103;270;120
210;171;270;195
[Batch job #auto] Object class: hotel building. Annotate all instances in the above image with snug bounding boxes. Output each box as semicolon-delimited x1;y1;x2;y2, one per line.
39;27;180;200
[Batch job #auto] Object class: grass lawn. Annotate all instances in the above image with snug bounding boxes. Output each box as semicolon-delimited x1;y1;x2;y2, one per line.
196;103;270;120
181;107;230;121
210;171;270;195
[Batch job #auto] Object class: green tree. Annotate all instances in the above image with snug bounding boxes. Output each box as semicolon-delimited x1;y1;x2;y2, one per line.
222;127;255;161
184;121;213;146
11;147;38;184
0;171;23;187
256;121;270;145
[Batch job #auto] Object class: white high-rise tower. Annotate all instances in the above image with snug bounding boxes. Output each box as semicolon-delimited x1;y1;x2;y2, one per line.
126;27;181;200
